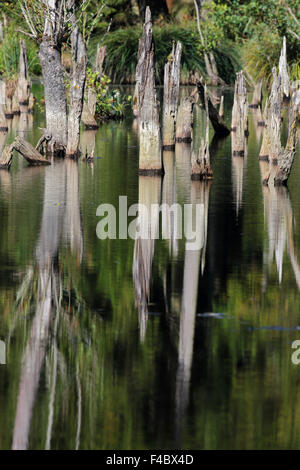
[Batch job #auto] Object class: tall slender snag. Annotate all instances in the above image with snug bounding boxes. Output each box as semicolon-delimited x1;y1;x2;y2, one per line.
278;36;290;101
162;41;182;150
231;71;248;156
137;7;163;175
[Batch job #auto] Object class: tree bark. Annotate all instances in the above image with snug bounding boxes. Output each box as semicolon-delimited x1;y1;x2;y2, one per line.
191;84;212;179
17;40;31;105
39;38;68;150
94;45;106;76
0;80;8;131
137;7;162;175
274;90;299;185
66;28;87;158
175;90;196;143
249;80;263;108
162;41;182;150
231;71;248;156
278;36;290;100
197;79;230;136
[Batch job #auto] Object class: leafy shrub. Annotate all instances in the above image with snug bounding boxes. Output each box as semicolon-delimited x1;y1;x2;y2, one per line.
85;68;131;120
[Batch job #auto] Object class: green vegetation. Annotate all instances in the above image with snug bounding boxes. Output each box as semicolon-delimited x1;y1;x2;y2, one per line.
0;1;299;85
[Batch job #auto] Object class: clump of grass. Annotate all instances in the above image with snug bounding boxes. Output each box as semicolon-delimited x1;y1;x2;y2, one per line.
100;24;238;84
0;29;41;79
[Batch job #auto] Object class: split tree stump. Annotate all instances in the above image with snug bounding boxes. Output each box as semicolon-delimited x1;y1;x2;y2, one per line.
162;41;182;150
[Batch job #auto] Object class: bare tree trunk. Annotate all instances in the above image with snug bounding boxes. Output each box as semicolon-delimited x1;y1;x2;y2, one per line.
249;80;263;108
259;100;270;163
268;68;282;166
278;36;290;101
162;41;182;150
39;38;68;150
66;28;87;158
197;79;230;136
17;40;31;106
191;84;212;179
0;80;8;131
137;7;162;175
219;95;224;120
231;71;248;156
94;45;106;76
175;91;196;143
274;91;299;185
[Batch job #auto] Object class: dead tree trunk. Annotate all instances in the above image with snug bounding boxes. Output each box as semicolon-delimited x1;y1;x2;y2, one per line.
28;93;34;113
94;44;106;76
0;136;51;169
12;90;20;115
191;84;212;179
219;95;224;120
162;41;182;150
17;40;31;106
268;68;282;166
0;80;8;131
259;100;271;163
137;7;162;175
231;71;248;156
66;28;87;158
39;39;68;150
197;79;230;136
274;90;299;185
279;36;290;101
5;79;17;119
249;80;263;108
0;143;14;169
176;89;197;143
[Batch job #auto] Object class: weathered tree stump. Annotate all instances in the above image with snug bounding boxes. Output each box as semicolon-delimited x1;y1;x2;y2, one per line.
268;68;282;166
12;90;20;115
274;90;299;185
231;71;248;156
0;143;14;169
94;44;106;76
176;89;197;143
249;80;263;108
219;95;224;120
66;27;87;158
162;41;182;150
17;40;31;106
5;79;17;119
28;93;34;113
137;7;163;175
197;79;230;137
278;36;290;101
191;84;212;179
259;100;270;163
0;80;8;132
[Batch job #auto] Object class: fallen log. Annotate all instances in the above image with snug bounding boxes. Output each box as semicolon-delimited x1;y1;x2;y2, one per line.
0;135;51;169
13;136;51;166
197;79;230;137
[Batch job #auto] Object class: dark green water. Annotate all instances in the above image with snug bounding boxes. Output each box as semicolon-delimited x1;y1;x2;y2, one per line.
0;85;300;449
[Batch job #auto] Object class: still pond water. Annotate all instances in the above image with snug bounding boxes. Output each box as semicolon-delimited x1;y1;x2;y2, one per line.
0;84;300;449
